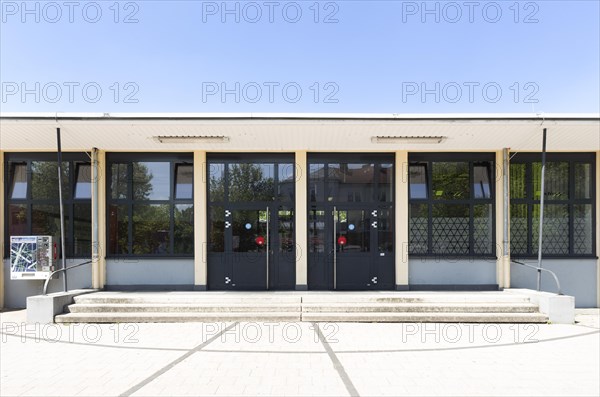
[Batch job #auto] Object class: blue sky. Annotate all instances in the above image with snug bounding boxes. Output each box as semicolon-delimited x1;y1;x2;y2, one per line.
1;0;599;113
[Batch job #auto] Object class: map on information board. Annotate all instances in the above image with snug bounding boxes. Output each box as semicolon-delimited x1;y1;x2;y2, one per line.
10;236;53;279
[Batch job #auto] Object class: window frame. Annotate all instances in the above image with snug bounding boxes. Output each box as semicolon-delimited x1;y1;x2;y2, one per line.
207;153;295;205
408;153;496;258
206;153;296;255
106;153;194;258
510;152;596;258
307;152;395;205
4;152;92;258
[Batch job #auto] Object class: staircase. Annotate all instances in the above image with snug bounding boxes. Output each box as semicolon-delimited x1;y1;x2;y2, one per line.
301;294;547;323
55;291;548;323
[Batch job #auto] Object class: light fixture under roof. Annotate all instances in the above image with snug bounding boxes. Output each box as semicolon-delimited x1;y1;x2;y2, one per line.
155;135;230;143
371;136;446;144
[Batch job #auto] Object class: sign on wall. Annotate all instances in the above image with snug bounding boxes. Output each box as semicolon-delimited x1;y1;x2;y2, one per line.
10;236;56;280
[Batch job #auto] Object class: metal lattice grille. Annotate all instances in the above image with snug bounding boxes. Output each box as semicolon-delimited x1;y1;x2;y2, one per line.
509;154;595;257
510;204;528;255
473;204;493;254
409;217;428;254
574;204;593;254
531;205;569;255
432;217;470;255
409;204;428;254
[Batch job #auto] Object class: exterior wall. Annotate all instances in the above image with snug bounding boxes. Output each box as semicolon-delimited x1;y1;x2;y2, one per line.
408;258;497;286
105;259;194;288
1;145;597;304
510;259;597;308
2;259;92;309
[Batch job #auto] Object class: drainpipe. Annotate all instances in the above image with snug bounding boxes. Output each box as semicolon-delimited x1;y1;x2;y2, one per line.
56;128;67;292
537;128;547;291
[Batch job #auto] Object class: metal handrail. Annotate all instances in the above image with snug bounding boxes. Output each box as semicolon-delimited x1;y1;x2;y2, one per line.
43;260;93;295
511;260;562;295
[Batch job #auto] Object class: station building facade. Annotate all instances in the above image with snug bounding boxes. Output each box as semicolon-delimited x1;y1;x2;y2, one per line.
1;113;599;308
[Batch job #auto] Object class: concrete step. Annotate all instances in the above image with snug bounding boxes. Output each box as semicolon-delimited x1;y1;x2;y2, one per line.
301;312;549;323
302;302;539;313
301;294;531;304
73;295;302;305
59;292;547;324
55;312;301;323
74;294;530;305
66;303;301;313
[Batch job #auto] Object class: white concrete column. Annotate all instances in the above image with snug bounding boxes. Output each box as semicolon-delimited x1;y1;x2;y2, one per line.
495;149;510;289
91;149;106;289
0;150;4;308
395;151;409;290
295;151;308;290
194;151;208;289
91;149;106;288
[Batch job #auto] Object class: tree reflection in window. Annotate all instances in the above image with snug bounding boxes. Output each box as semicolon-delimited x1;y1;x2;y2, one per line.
5;155;91;258
510;154;595;257
229;163;274;202
408;155;495;256
107;155;194;256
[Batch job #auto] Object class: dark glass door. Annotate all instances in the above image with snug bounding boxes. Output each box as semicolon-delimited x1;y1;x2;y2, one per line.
230;207;269;289
206;154;295;290
308;205;394;290
307;155;395;290
208;205;295;290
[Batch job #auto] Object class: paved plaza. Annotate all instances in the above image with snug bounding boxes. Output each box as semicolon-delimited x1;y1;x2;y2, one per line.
1;309;599;397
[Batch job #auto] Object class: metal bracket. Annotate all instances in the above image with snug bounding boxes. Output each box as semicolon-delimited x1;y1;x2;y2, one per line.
225;221;231;228
371;210;378;217
371;221;378;228
225;210;231;217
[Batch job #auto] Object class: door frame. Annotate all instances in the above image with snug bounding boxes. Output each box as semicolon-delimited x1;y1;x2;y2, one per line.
306;153;396;290
206;153;296;290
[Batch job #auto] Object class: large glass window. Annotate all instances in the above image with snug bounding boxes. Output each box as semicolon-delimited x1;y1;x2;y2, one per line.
408;153;495;256
4;153;92;258
207;156;293;205
510;153;596;257
207;155;295;254
106;154;193;256
308;157;393;204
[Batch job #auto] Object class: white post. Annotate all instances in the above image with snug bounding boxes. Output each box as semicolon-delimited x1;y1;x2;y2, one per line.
395;151;409;290
194;151;208;289
295;151;308;290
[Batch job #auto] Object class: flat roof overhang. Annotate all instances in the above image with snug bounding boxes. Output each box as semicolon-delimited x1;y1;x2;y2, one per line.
1;113;599;152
